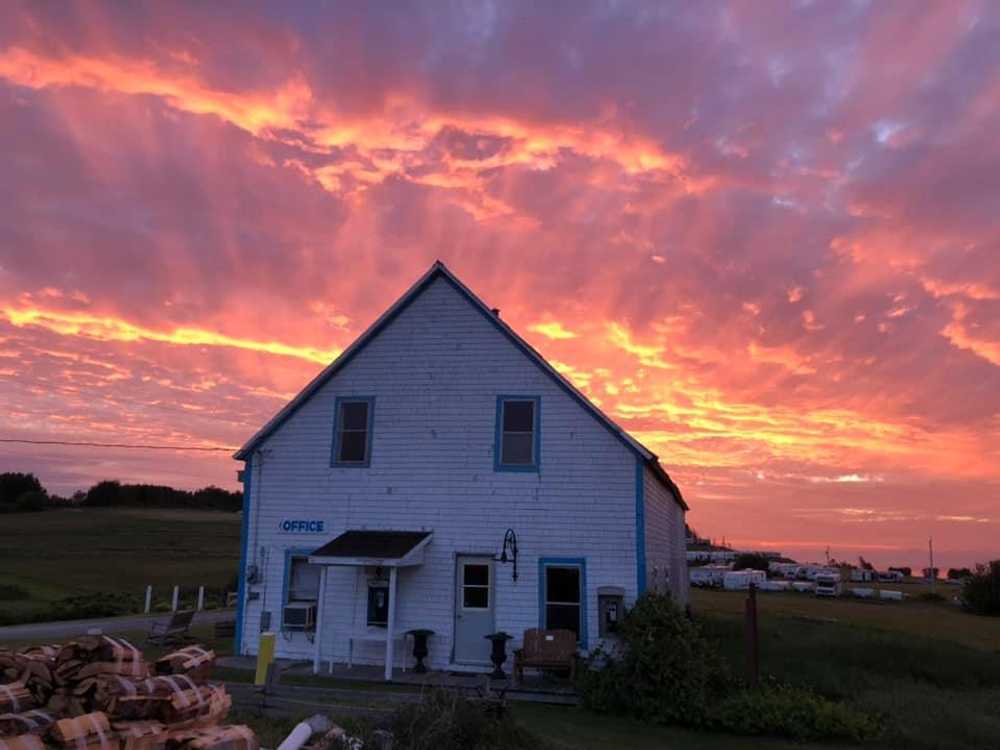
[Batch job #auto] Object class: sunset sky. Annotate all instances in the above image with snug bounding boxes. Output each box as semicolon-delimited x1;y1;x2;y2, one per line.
1;2;997;569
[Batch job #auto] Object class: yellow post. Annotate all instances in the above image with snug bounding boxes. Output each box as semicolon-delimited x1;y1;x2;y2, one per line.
255;631;275;686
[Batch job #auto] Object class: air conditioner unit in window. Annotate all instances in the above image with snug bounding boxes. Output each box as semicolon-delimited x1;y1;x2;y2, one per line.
282;602;316;631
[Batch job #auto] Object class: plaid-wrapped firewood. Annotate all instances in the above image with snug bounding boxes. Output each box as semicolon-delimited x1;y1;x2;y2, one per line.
46;689;86;718
54;638;146;688
112;720;169;750
158;686;230;730
17;646;59;662
153;649;213;681
90;674;201;719
0;733;46;750
108;696;170;723
0;709;58;736
165;725;257;750
48;711;119;750
136;677;202;701
0;684;35;714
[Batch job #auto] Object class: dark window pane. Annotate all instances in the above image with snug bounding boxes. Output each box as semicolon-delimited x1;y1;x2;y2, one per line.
289;558;319;601
463;564;489;586
368;585;389;626
341;401;369;430
339;430;367;462
545;604;580;637
503;401;534;432
501;433;533;465
463;587;489;609
546;567;581;603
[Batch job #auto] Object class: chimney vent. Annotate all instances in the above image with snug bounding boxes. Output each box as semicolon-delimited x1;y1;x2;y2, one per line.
491;308;501;317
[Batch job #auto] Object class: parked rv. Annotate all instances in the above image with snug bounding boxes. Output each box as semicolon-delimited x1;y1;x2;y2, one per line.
815;573;842;598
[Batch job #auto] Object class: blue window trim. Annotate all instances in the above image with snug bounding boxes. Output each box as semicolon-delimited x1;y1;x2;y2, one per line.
494;395;541;472
330;396;375;467
538;557;588;649
234;455;252;655
282;547;319;608
635;458;647;595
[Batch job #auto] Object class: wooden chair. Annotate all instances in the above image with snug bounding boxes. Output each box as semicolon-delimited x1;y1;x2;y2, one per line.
146;609;196;645
513;628;578;682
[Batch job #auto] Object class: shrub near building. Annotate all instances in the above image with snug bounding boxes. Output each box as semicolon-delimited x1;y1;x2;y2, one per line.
960;561;1000;616
579;592;882;742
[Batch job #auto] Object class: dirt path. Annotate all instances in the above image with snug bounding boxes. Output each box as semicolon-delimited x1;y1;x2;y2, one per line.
0;608;233;642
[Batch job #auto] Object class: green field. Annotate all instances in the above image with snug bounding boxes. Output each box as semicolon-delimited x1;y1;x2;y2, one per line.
0;507;241;622
691;585;1000;652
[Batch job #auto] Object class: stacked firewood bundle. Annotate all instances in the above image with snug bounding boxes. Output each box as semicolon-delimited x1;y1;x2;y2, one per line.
49;712;115;750
0;709;57;737
1;647;55;709
166;726;256;750
153;650;213;683
0;641;254;750
0;683;36;715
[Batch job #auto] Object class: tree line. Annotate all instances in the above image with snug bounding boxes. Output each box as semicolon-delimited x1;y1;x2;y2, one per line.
0;471;242;513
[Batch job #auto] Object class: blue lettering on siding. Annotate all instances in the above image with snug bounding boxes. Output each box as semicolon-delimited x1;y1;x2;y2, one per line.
277;519;325;533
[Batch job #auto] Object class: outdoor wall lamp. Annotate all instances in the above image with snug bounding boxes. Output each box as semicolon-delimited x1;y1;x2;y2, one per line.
495;528;519;581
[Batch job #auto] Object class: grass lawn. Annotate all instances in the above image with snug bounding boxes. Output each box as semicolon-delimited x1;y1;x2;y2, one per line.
512;702;860;750
692;588;1000;749
0;507;240;622
691;586;999;652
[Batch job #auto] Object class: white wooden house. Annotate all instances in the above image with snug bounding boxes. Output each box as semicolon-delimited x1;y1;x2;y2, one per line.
233;261;689;678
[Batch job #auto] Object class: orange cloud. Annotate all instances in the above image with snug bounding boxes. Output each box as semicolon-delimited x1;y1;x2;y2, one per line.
2;306;338;364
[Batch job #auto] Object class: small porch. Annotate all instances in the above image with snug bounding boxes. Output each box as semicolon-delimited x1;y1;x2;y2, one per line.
307;529;434;681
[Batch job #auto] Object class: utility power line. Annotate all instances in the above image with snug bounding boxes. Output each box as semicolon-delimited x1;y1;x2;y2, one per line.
0;438;237;452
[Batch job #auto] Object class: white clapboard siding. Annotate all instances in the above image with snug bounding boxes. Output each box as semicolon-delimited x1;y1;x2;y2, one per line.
239;274;677;667
643;465;690;606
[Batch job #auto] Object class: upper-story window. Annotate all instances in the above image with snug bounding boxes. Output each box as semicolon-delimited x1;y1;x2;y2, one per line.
331;397;374;466
495;396;540;471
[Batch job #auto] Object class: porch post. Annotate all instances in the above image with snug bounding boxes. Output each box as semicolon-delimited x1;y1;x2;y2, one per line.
312;566;328;674
384;566;398;681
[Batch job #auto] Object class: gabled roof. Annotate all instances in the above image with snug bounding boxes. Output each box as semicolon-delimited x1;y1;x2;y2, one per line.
235;261;687;510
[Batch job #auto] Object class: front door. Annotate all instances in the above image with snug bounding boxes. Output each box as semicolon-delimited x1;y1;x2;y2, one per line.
454;556;494;664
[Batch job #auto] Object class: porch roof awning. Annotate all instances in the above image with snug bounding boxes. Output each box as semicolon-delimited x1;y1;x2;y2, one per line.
308;530;432;567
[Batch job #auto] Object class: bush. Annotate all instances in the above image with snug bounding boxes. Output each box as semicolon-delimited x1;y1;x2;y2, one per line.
44;591;142;621
15;490;48;512
709;681;882;742
580;592;880;742
960;561;1000;616
387;689;546;750
0;584;30;601
578;592;729;725
0;472;44;505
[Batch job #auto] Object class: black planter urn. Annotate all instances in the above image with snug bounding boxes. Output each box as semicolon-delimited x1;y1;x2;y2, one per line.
484;631;513;679
407;629;434;674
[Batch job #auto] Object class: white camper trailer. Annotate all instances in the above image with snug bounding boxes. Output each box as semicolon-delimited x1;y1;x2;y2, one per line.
815;573;842;597
723;569;767;591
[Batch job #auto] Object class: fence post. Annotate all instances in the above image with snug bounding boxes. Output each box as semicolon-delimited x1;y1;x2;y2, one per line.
144;585;152;614
171;585;179;612
197;586;205;611
745;583;759;688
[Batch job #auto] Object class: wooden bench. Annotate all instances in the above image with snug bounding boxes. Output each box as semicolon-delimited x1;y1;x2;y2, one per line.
513;628;578;682
146;609;196;645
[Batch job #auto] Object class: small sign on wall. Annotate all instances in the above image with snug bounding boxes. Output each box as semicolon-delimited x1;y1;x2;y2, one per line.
277;519;326;533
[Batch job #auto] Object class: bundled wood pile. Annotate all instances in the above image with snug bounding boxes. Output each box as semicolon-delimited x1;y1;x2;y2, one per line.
0;641;254;750
0;684;36;715
0;710;57;737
